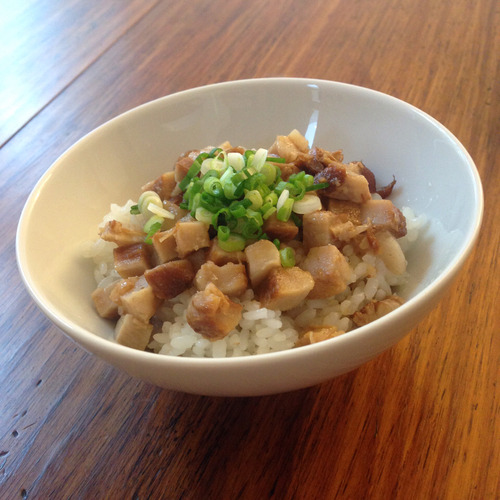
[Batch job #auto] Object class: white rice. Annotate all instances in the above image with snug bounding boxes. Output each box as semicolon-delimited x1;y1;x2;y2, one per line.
84;201;427;358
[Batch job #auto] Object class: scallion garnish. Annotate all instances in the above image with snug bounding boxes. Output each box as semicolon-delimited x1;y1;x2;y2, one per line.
176;147;330;260
280;247;296;267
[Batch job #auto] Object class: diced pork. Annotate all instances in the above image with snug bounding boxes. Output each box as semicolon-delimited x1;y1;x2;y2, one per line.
174;150;200;182
152;228;178;263
314;165;371;204
327;199;362;225
268;129;309;162
194;261;248;297
360;199;407;238
244;239;281;288
262;212;299;242
352;295;405;327
99;220;145;246
113;243;152;278
206;238;246;266
186;248;209;273
302;210;336;249
141;170;178;201
144;259;195;299
300;245;353;298
186;283;243;340
174;219;210;257
91;281;120;319
115;314;153;350
295;326;344;347
257;267;314;311
119;276;161;322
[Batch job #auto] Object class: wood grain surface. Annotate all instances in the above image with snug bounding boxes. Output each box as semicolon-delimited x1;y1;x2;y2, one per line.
1;0;498;498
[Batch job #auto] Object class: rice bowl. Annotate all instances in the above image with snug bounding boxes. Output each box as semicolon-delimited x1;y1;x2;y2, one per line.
16;78;483;396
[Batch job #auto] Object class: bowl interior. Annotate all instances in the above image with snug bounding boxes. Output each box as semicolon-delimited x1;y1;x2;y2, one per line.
17;78;483;371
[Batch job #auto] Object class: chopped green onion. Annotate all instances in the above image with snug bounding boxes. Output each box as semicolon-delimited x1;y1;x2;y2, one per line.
280;247;295;267
252;148;268;171
138;190;163;215
292;194;322;214
273;238;280;250
277;198;294;221
195;207;213;224
260;163;277;185
147;202;175;219
267;156;286;163
217;225;230;241
276;189;290;211
307;181;330;191
203;177;223;197
144;217;163;244
227;152;245;171
262;206;277;220
130;204;140;215
218;233;246;252
245;189;263;210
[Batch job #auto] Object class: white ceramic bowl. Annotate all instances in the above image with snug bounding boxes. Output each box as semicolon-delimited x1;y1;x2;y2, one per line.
16;78;483;396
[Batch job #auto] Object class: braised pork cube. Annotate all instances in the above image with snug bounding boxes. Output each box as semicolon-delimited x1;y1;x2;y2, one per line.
115;314;153;350
119;276;161;323
113;243;152;278
300;245;352;299
206;238;246;265
186;283;243;340
262;212;299;242
302;210;336;249
268;129;309;162
244;239;281;288
327;199;362;225
174;219;210;258
144;259;195;300
91;281;120;319
352;295;405;327
152;227;178;263
257;267;314;311
161;200;189;230
315;165;371;204
276;162;301;181
360;199;407;238
186;248;209;274
99;220;145;246
295;326;344;347
174;149;202;183
194;261;248;297
141;171;177;201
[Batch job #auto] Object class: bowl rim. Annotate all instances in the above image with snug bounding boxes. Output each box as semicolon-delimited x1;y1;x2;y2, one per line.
16;77;484;367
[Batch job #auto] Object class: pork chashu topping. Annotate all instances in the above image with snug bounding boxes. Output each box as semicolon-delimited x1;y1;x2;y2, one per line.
91;130;407;350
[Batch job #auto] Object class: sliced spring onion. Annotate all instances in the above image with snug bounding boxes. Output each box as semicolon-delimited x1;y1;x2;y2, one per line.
218;233;246;252
306;181;330;191
227;152;245;171
145;221;163;244
195;207;213;224
138;190;162;214
245;189;263;210
176;145;330;252
217;225;230;241
280;247;295;267
292;194;322;214
276;189;290;211
130;204;140;215
277;198;294;221
147;202;175;219
252;148;268;171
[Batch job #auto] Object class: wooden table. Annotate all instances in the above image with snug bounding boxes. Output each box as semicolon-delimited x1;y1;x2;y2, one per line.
1;0;498;498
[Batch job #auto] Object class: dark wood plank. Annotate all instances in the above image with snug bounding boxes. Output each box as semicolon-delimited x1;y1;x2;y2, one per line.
0;0;158;146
